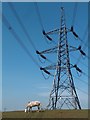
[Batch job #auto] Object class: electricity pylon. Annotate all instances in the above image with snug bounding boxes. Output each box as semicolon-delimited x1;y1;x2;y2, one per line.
36;7;86;109
46;7;81;110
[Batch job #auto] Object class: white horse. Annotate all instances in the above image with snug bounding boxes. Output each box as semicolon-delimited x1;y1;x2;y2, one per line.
25;101;41;112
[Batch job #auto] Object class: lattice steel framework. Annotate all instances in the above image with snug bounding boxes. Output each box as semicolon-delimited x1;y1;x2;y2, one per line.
46;7;81;110
37;7;82;109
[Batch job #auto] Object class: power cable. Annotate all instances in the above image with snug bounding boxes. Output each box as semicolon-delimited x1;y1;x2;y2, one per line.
73;75;88;85
75;23;88;65
8;2;36;51
76;39;88;65
34;2;44;30
72;2;78;26
8;2;55;66
34;2;57;45
71;54;88;68
76;87;88;95
81;24;88;46
3;14;40;68
3;14;54;79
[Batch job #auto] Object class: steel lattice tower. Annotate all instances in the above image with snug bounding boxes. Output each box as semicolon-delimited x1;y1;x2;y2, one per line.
37;7;82;110
46;7;81;110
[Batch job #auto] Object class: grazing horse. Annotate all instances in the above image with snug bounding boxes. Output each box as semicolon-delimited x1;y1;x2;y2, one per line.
25;101;41;112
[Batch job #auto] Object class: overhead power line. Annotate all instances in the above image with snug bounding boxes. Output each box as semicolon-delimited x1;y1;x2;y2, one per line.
3;14;40;68
3;13;54;79
73;75;88;85
72;2;78;26
34;2;57;45
76;87;88;95
34;2;44;30
8;2;36;51
3;3;88;109
34;4;88;104
76;39;88;65
81;24;88;46
71;54;88;68
40;6;83;110
8;2;55;66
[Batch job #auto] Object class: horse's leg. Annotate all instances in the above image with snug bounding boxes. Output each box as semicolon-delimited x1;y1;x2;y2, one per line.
30;107;32;112
37;106;40;112
26;107;28;112
31;107;32;112
29;107;30;112
38;105;40;110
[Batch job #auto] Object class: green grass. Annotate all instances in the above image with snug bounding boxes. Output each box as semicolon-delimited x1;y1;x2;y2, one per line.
2;109;89;118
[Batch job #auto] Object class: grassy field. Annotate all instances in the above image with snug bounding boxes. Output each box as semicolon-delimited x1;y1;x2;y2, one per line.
2;109;89;118
0;112;2;120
